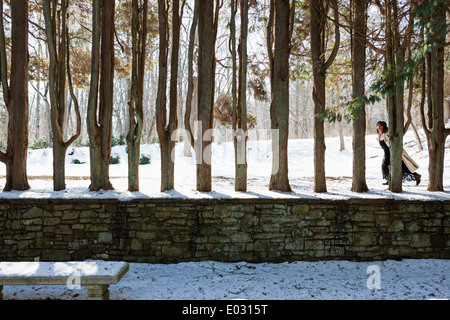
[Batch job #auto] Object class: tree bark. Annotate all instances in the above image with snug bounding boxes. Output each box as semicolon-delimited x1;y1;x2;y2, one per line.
35;37;43;142
421;1;449;191
43;0;81;191
385;0;405;193
127;0;148;192
269;0;291;192
351;0;368;193
196;0;216;192
156;0;184;191
310;0;340;193
184;0;199;152
0;0;30;192
155;0;169;191
87;0;115;191
231;0;249;192
230;0;238;182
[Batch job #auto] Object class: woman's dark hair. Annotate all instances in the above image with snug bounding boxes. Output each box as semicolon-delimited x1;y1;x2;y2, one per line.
377;121;388;134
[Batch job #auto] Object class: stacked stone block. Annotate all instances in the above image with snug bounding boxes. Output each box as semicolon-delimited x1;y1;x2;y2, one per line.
0;199;448;263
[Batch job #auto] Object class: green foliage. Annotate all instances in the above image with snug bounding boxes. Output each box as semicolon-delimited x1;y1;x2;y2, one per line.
0;141;5;151
369;0;449;103
316;106;345;123
110;154;121;165
291;62;312;83
139;154;151;165
413;0;449;20
370;0;450;100
346;95;381;118
112;134;126;147
71;159;85;165
371;61;416;99
317;95;381;124
30;139;51;150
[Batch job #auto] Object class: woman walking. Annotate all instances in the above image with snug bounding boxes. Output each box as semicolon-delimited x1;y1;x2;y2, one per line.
377;121;421;186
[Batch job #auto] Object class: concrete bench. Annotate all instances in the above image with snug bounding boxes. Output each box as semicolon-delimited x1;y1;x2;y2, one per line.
0;261;129;300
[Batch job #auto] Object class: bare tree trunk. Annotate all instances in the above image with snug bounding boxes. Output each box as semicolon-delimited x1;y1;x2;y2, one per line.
157;0;184;191
231;0;237;169
35;40;42;142
230;0;249;191
0;0;30;191
123;78;131;135
420;2;450;191
196;0;216;192
127;0;148;192
351;0;368;193
445;10;450;124
87;0;115;191
43;0;82;191
185;0;199;156
385;0;405;193
403;5;415;137
268;0;291;192
155;0;169;190
310;0;340;193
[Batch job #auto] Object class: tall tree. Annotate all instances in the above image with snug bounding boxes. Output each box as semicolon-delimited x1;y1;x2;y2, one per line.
384;0;405;193
87;0;115;191
127;0;149;192
43;0;82;191
196;0;219;192
370;0;415;193
0;0;31;191
231;0;238;185
231;0;249;192
184;0;199;151
310;0;340;193
155;0;169;189
267;0;292;192
351;0;369;193
418;0;450;191
156;0;184;191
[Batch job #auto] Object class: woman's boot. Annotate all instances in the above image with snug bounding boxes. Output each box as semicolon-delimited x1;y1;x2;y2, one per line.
412;173;421;186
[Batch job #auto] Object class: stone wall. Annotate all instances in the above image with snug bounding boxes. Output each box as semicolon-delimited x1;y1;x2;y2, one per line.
0;198;449;263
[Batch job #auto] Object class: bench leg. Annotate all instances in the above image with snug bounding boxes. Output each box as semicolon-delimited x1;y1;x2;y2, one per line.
85;285;109;300
0;285;3;300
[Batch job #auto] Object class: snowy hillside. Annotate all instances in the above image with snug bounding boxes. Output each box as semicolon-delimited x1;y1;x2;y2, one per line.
0;131;449;200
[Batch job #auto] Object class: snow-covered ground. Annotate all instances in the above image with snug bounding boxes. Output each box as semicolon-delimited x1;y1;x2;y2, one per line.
0;130;449;200
2;259;449;300
0;131;449;301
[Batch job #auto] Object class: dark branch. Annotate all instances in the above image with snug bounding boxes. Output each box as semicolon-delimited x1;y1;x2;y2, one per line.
323;0;340;72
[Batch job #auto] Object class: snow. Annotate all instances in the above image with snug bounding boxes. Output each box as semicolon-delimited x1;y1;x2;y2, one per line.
0;130;448;200
0;261;127;278
1;260;449;300
0;132;449;300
